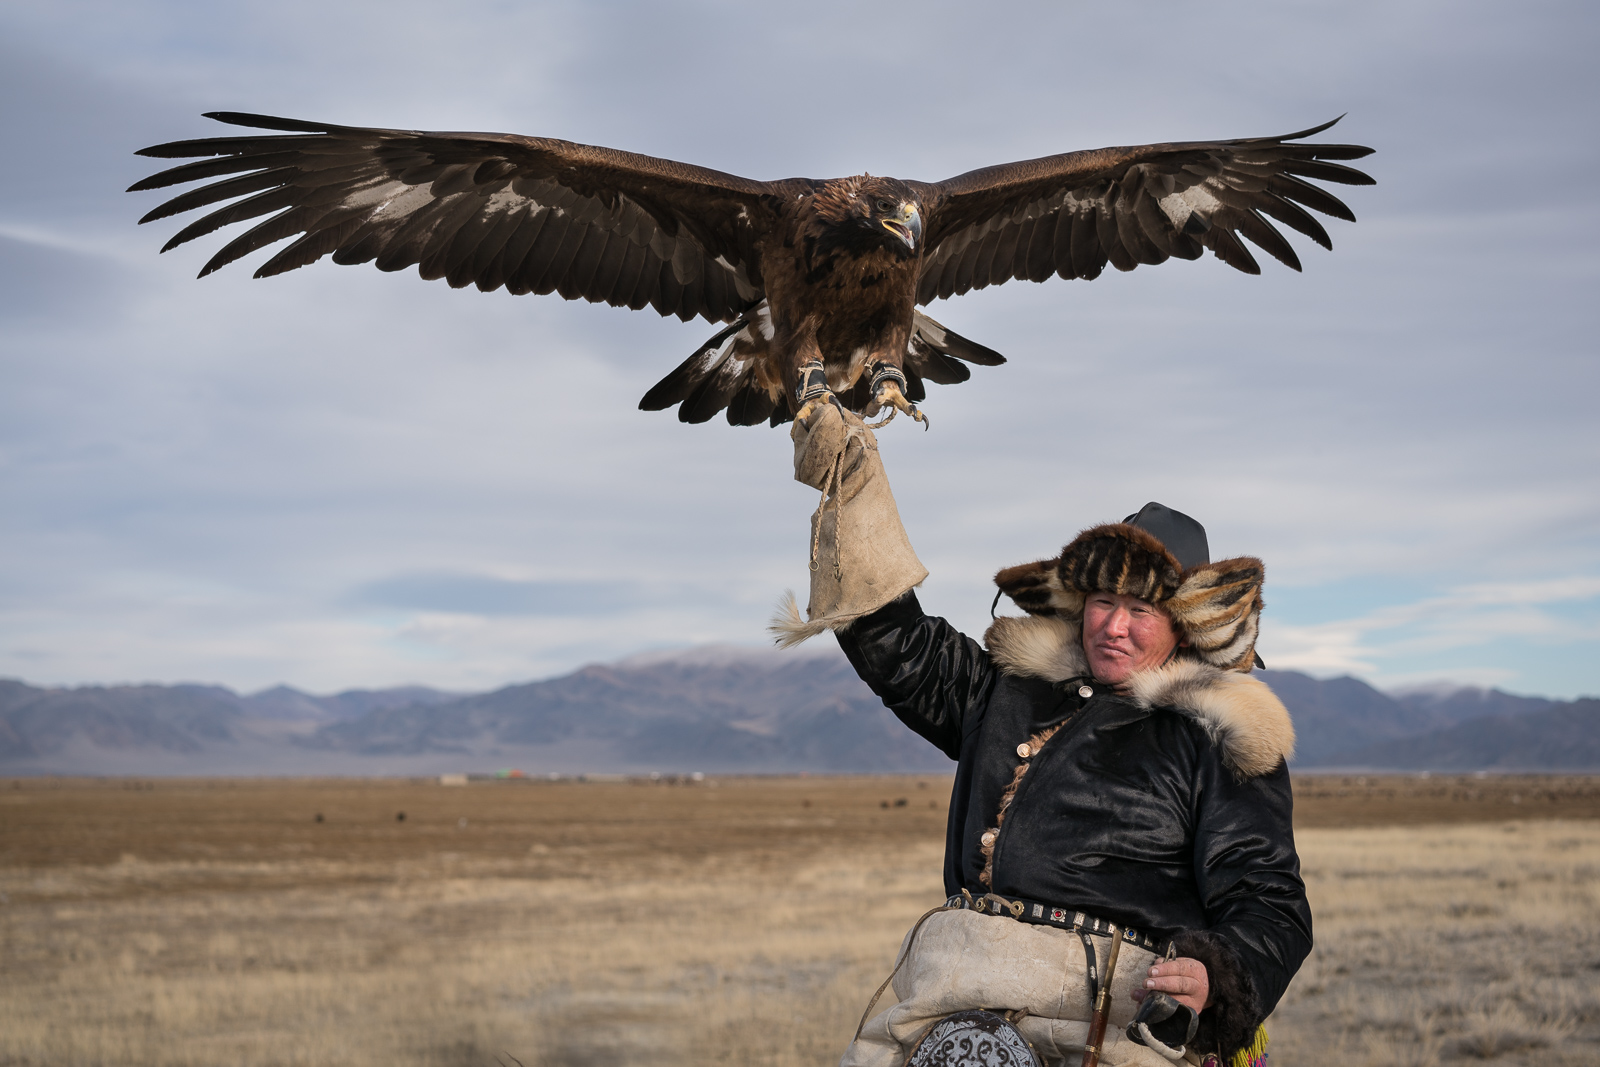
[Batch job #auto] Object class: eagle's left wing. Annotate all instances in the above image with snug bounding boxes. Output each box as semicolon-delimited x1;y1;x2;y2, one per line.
130;113;782;324
914;119;1373;304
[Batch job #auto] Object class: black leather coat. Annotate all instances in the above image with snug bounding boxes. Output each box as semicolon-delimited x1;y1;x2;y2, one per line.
837;591;1311;1056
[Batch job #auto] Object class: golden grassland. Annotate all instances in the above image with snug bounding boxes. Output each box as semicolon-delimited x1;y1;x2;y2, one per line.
1;774;1597;1067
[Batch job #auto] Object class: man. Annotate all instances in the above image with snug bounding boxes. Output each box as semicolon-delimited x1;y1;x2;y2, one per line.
775;408;1308;1067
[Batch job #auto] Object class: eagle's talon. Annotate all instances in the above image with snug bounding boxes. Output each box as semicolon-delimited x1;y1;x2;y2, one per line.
794;391;840;425
868;378;929;430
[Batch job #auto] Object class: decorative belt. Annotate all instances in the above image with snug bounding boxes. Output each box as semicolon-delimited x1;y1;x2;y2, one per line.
946;890;1170;954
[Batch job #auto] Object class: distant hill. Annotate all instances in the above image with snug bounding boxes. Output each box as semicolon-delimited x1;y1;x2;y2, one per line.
1255;671;1570;767
298;646;947;772
1327;699;1600;770
0;678;243;759
240;684;465;722
1393;684;1558;725
2;652;1594;775
1255;671;1433;765
0;679;467;775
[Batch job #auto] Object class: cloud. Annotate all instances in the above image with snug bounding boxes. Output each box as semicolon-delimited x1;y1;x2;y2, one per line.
1;1;1597;695
0;233;130;321
1259;576;1600;696
348;573;647;617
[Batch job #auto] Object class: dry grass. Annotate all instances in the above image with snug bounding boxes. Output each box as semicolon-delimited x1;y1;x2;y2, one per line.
1;776;948;1067
1271;818;1600;1066
1290;774;1600;827
1;775;1597;1066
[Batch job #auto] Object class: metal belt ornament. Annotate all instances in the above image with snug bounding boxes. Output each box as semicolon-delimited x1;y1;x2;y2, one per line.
947;893;1168;953
905;1009;1041;1067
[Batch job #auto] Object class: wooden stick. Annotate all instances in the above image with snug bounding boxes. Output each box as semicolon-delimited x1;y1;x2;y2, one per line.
1080;925;1123;1067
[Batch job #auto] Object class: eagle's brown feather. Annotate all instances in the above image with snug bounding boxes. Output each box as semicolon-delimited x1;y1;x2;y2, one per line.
914;119;1374;302
131;113;1372;426
131;113;777;323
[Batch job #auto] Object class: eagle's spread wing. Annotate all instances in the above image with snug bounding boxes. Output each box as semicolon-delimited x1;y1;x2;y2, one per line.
914;118;1374;303
130;113;778;323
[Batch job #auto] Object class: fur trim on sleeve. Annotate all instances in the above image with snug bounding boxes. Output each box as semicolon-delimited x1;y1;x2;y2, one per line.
1172;928;1262;1061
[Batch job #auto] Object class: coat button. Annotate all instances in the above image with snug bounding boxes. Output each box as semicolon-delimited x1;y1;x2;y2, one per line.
981;831;996;847
1016;743;1032;758
1078;685;1094;698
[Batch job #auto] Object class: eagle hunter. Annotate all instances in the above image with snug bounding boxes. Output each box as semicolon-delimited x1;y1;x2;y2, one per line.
131;114;1374;428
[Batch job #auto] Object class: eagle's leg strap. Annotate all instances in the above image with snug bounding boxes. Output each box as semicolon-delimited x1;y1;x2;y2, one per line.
866;360;928;430
793;358;836;424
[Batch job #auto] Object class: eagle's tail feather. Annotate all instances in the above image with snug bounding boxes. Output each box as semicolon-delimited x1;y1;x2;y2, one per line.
638;316;748;411
682;341;768;423
725;381;779;426
640;304;781;423
910;309;1006;367
640;305;1003;427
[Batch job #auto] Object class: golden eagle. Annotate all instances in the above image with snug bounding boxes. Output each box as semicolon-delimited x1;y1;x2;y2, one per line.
130;114;1373;428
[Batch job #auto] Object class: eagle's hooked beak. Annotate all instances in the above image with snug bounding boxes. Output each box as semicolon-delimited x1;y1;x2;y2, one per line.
881;203;922;251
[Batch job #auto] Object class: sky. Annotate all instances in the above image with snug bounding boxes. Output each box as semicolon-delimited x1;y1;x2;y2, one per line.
1;0;1597;698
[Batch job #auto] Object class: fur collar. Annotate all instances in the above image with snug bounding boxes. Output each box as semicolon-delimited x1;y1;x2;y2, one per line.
983;615;1294;778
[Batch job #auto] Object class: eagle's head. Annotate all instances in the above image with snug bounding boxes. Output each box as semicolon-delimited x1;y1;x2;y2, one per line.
810;175;924;258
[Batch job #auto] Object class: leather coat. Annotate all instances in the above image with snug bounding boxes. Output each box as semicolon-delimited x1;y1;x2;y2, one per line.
837;591;1311;1057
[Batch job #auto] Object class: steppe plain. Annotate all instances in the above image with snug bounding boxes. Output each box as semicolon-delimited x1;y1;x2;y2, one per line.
2;775;1598;1067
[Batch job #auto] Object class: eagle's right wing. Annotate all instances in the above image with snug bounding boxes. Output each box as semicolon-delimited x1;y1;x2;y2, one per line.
130;113;780;323
915;118;1374;304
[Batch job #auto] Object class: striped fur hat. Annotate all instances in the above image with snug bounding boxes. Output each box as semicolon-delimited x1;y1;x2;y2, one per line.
993;502;1265;672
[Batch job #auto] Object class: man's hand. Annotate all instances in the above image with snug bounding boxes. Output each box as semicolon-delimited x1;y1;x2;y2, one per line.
1130;957;1210;1014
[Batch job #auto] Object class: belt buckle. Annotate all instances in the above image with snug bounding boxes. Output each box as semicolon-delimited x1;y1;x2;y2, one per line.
981;893;1025;919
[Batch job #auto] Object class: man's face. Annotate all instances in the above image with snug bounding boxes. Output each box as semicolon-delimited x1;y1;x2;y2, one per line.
1082;592;1182;684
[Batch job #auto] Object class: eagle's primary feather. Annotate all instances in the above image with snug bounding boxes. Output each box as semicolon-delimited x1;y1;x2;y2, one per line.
130;113;1373;426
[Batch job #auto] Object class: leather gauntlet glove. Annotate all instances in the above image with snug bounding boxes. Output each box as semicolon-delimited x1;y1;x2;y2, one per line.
770;403;926;647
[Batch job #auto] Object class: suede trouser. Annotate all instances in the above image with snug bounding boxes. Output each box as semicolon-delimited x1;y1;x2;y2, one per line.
841;908;1182;1067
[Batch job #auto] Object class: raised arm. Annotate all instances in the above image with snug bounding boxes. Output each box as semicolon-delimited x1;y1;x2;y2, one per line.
836;591;998;759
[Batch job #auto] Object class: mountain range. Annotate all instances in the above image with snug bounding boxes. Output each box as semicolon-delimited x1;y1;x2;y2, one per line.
2;648;1595;776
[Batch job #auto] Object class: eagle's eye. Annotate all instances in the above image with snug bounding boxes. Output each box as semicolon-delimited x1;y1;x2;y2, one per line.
875;198;893;212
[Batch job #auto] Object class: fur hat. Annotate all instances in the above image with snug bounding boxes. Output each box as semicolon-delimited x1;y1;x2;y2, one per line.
993;502;1265;673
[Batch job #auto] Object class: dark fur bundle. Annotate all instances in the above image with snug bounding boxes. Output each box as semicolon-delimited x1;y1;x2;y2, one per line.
1058;523;1182;604
991;558;1079;616
1172;928;1262;1060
